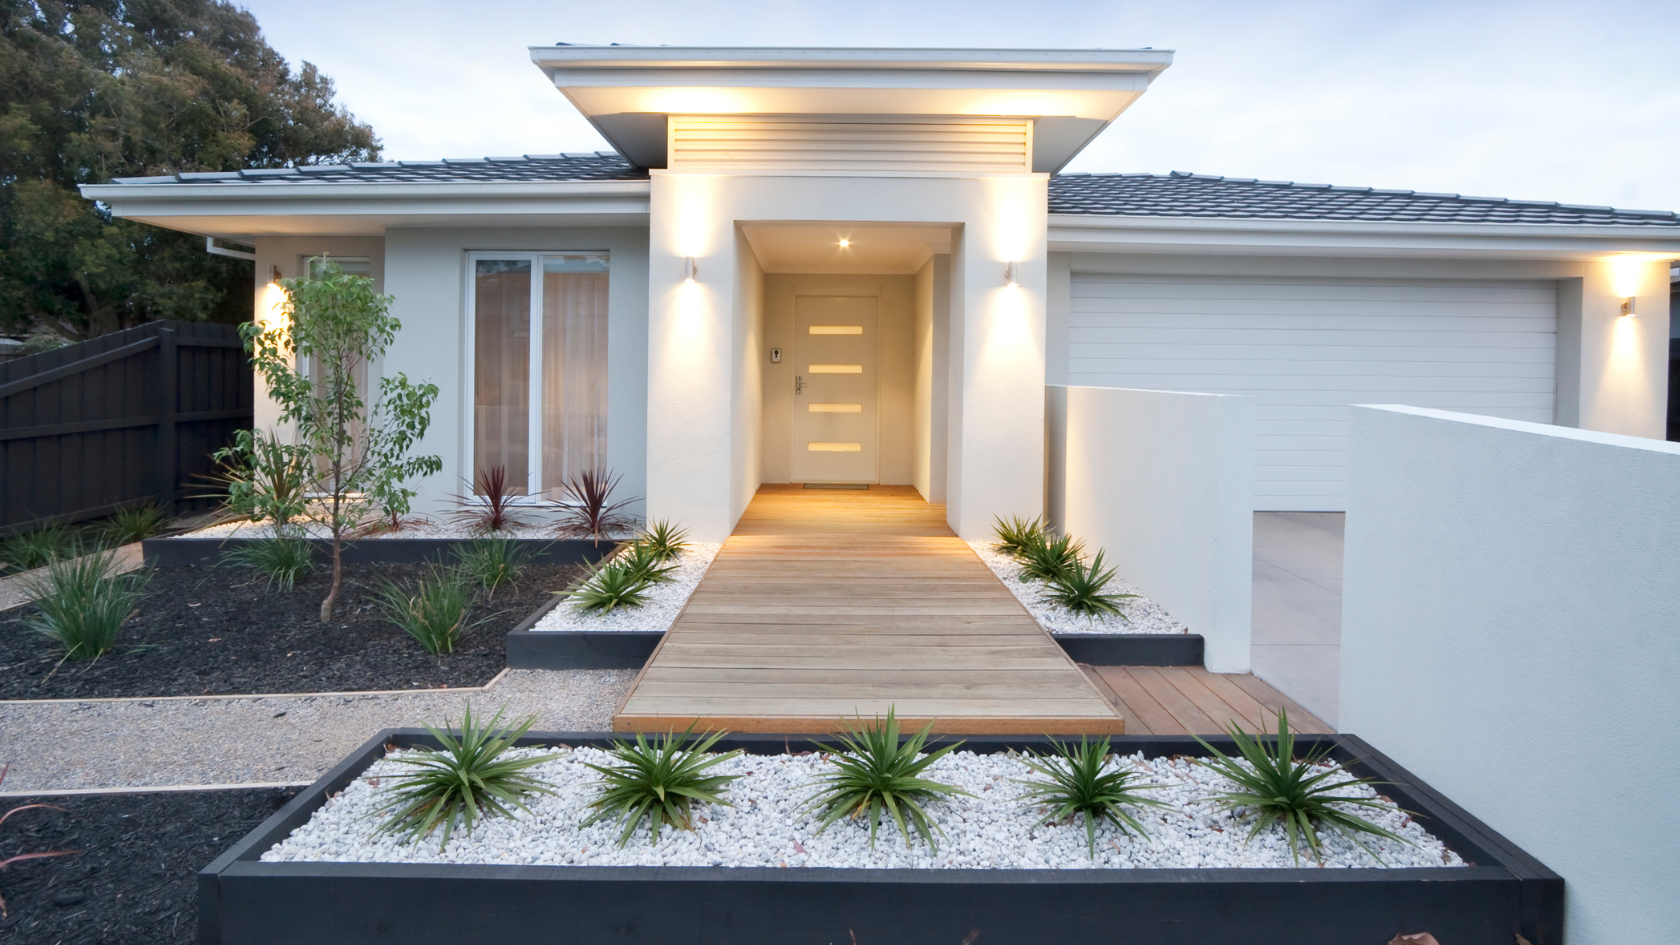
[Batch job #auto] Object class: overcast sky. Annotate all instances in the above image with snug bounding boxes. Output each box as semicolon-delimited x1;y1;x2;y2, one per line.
238;0;1679;212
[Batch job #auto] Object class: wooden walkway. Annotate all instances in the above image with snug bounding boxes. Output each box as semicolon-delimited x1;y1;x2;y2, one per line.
613;485;1332;737
614;486;1126;734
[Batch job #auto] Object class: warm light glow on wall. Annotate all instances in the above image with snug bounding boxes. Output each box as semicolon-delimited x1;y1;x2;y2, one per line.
985;175;1038;271
1607;255;1666;298
257;282;289;334
670;175;719;258
639;89;756;114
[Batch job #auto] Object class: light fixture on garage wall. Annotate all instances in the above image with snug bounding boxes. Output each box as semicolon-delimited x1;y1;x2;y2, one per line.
1004;262;1018;288
683;257;698;283
1620;296;1636;317
268;265;283;287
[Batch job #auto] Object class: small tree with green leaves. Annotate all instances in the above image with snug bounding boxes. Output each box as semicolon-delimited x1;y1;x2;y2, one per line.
240;260;441;620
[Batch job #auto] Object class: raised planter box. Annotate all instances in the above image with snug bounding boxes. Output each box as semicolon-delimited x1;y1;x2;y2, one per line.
507;621;1205;670
143;536;615;568
200;729;1562;945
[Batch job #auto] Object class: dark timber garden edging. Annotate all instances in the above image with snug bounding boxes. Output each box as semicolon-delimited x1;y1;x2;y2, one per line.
142;536;616;568
200;729;1562;945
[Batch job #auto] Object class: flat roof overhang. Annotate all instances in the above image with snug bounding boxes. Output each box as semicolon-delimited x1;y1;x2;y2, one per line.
77;180;652;241
530;46;1174;173
1048;214;1680;261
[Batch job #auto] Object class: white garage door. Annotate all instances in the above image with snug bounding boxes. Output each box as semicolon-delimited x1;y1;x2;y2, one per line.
1067;274;1557;511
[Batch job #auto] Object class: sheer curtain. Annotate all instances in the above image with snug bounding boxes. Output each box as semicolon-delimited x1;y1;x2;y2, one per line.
472;259;532;493
471;253;608;498
540;256;609;498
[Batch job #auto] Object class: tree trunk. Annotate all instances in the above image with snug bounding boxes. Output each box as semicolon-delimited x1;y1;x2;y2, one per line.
320;536;343;621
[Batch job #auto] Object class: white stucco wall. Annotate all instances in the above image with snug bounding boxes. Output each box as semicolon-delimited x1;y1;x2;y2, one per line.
648;173;1045;540
731;229;765;523
1339;405;1680;945
1056;385;1255;671
1555;256;1672;438
378;226;650;519
911;255;951;503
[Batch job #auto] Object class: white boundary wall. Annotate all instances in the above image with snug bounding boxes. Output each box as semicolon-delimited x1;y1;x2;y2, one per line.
1340;405;1680;945
1056;385;1254;671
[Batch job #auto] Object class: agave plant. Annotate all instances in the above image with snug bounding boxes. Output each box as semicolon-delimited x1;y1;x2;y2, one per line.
991;514;1045;558
1043;550;1136;619
451;465;530;534
1017;532;1084;583
637;519;689;564
616;540;677;585
1014;736;1166;855
370;705;557;849
566;555;654;614
581;726;743;846
801;707;971;851
1193;708;1412;865
555;468;637;541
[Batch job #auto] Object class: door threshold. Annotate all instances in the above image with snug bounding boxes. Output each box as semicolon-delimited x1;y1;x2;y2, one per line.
801;482;870;490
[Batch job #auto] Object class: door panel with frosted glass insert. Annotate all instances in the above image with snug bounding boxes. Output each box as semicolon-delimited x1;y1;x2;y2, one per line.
791;296;878;482
471;254;609;498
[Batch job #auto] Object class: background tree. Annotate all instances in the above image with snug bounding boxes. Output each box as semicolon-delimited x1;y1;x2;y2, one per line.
0;0;380;339
241;262;441;621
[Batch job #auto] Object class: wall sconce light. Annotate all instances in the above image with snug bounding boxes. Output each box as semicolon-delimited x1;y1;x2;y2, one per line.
838;238;850;248
683;257;698;283
1620;296;1636;317
1004;262;1018;288
268;265;283;287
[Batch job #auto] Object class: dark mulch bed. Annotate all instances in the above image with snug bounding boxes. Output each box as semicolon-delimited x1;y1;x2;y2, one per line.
0;787;296;945
0;561;580;700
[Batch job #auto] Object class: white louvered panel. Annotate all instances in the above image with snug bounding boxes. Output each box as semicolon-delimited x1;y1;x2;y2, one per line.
667;116;1032;173
1065;274;1558;512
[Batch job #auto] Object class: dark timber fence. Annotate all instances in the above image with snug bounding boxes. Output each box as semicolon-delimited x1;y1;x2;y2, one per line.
0;320;252;535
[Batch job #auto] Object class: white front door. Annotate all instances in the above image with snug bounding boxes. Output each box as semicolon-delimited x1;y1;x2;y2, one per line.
791;295;878;482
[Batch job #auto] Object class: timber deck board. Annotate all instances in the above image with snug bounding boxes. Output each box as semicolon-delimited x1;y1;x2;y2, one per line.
614;485;1125;734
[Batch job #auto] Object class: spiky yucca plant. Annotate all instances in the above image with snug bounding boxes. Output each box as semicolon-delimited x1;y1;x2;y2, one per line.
617;540;677;585
370;705;556;849
565;554;653;614
1043;550;1136;619
802;708;971;851
581;726;742;846
1014;736;1166;855
638;519;689;563
1017;532;1084;583
992;514;1046;558
1193;708;1412;865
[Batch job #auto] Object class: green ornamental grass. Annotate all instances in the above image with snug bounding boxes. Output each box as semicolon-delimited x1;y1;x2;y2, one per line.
637;519;689;563
1;524;77;573
451;536;535;592
1193;708;1412;865
1043;550;1137;619
802;707;971;851
375;564;478;654
23;549;151;660
223;531;317;590
103;505;166;546
370;704;557;849
991;514;1046;558
581;726;743;846
1014;736;1166;855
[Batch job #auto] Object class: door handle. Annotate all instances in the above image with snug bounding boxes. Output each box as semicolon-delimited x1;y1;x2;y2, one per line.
795;375;803;395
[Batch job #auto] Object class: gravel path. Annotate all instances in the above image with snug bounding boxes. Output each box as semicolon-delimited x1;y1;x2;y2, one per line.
533;543;721;633
263;747;1460;870
0;670;634;793
967;541;1189;635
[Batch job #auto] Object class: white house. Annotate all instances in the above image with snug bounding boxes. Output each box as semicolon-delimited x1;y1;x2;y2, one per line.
81;46;1680;541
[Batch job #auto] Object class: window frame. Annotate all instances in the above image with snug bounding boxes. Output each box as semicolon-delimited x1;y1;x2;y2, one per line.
462;249;610;505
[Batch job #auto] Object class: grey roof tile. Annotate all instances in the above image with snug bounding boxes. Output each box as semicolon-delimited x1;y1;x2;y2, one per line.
104;153;648;185
1047;172;1680;226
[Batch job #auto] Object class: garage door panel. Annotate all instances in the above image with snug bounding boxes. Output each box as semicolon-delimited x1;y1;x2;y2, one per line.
1066;273;1557;512
1073;276;1558;305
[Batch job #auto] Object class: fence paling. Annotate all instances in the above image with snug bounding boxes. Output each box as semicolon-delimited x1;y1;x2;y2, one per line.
0;320;253;535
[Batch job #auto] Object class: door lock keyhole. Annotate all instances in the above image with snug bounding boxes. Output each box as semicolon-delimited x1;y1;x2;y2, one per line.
795;375;803;395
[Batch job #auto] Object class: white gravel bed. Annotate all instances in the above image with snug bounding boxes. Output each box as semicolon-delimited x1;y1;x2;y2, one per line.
261;747;1461;870
531;543;721;633
967;541;1188;635
186;518;632;542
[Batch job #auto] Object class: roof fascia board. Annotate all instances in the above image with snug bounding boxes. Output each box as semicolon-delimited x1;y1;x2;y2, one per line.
1049;214;1680;259
80;181;650;203
530;47;1173;75
541;68;1156;92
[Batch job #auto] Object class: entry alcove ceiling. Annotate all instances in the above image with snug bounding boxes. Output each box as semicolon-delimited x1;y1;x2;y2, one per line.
530;46;1175;172
740;223;954;275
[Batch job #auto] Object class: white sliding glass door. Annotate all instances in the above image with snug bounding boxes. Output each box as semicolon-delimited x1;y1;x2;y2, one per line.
468;253;608;499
